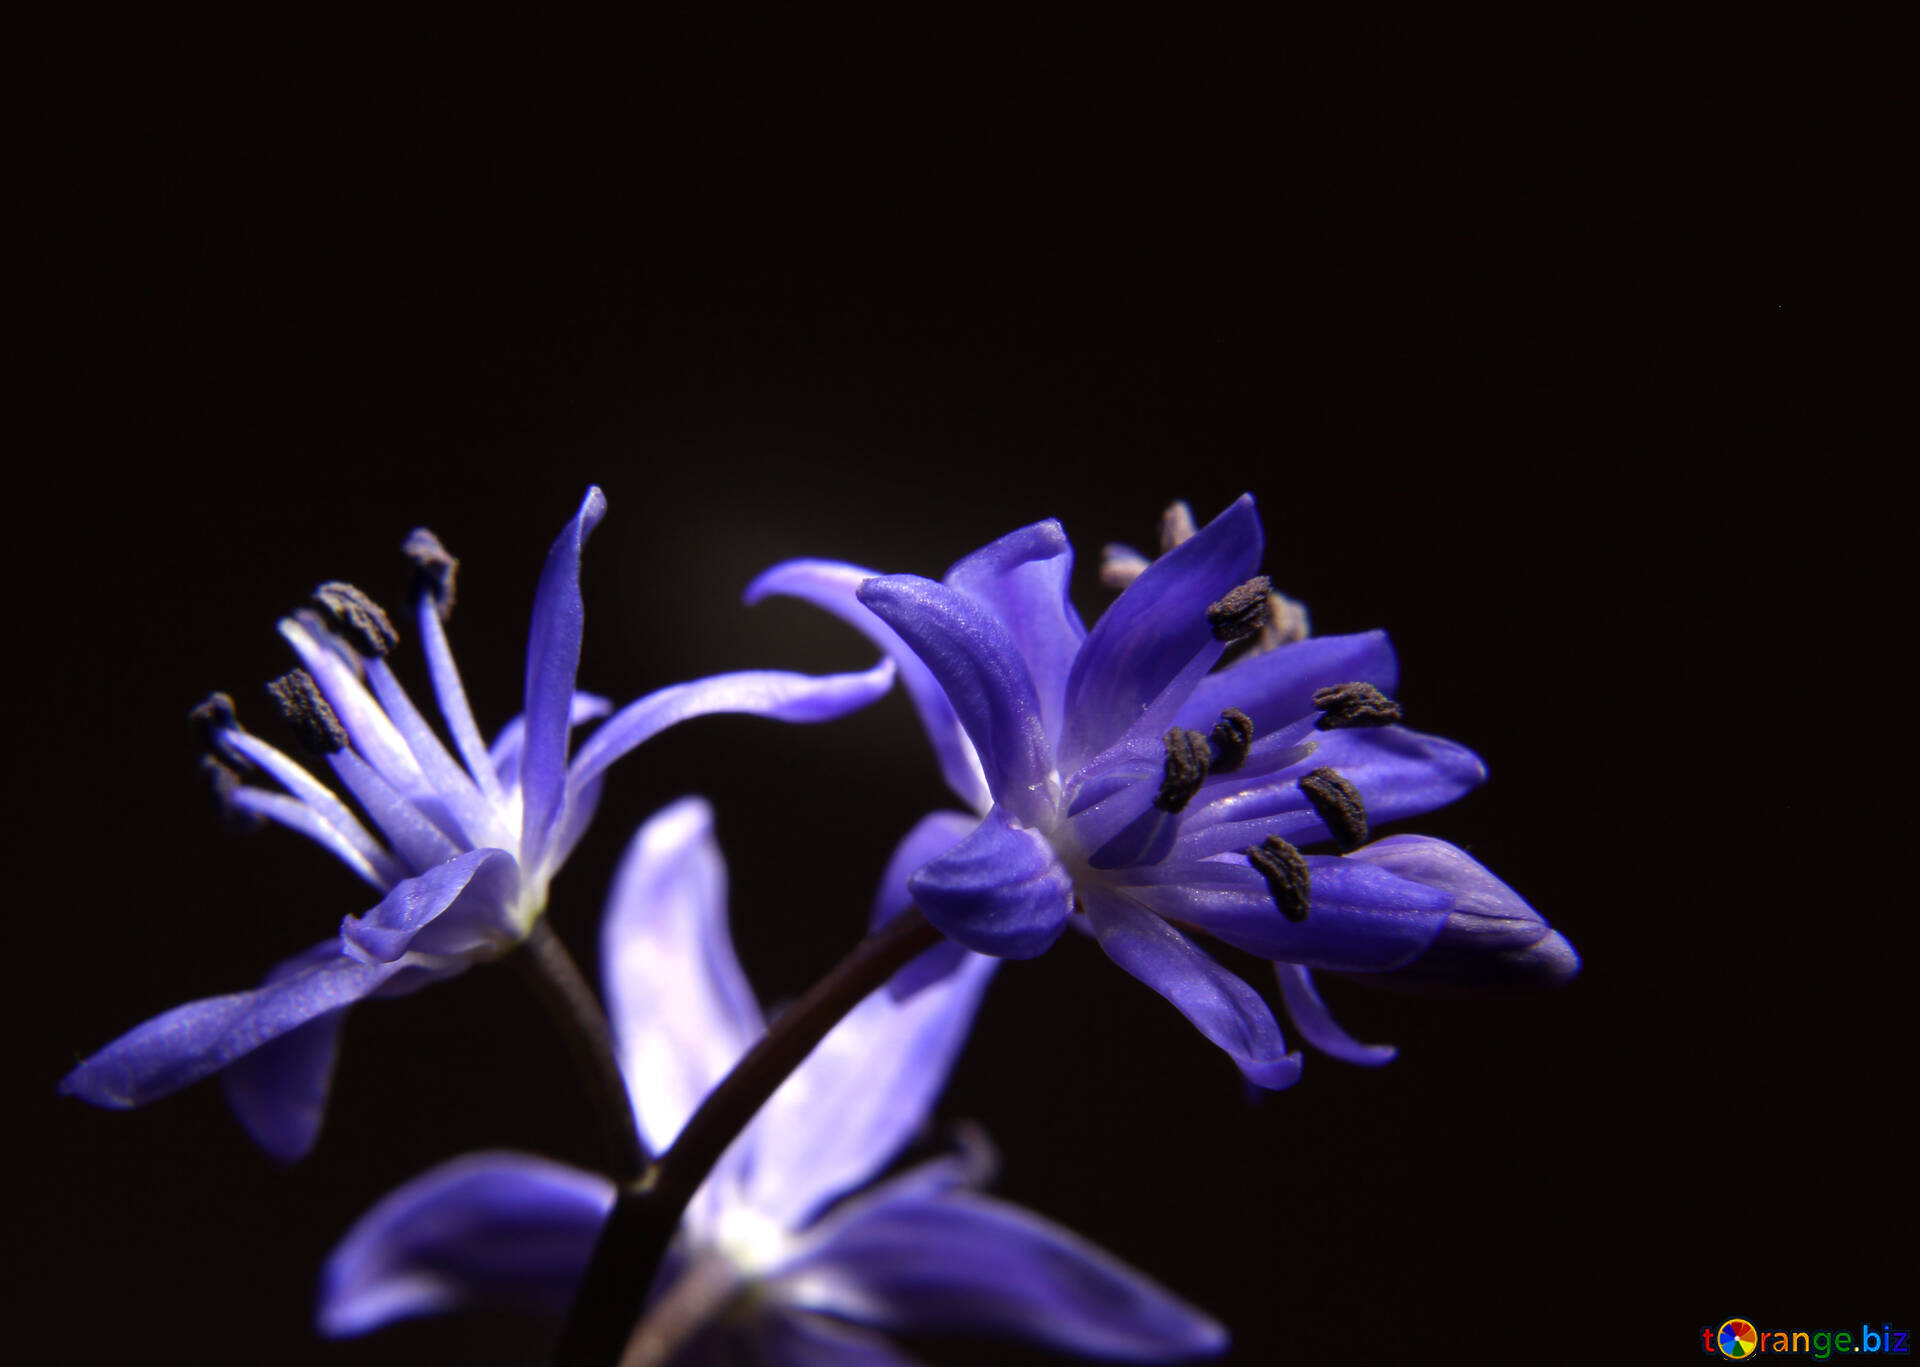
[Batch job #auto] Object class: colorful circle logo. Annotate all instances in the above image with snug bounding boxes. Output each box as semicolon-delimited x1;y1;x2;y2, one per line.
1717;1320;1759;1359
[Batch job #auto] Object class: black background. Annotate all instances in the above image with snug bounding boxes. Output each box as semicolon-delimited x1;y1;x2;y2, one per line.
21;8;1912;1366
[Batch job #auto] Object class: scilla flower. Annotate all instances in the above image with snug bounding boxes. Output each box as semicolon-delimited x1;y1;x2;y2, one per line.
746;496;1575;1088
319;798;1227;1363
60;488;894;1160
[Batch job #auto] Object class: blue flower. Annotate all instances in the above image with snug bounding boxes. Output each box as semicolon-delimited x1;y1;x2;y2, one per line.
318;798;1228;1364
60;488;895;1161
746;496;1576;1088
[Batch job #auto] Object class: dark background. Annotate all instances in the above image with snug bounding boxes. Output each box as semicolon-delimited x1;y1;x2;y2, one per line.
21;8;1911;1365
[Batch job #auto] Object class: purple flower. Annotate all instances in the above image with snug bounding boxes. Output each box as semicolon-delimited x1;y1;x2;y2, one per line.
59;488;895;1161
318;798;1228;1363
745;496;1576;1088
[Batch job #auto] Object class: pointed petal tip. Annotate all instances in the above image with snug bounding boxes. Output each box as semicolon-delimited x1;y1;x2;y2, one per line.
578;485;608;528
1241;1050;1305;1091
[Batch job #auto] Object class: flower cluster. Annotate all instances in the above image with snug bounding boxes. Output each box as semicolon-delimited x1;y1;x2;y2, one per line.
62;485;1577;1363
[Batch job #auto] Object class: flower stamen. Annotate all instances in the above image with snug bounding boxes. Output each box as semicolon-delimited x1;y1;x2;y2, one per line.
1207;707;1255;772
267;669;349;756
1206;576;1272;642
1299;767;1368;851
1155;727;1212;813
1311;682;1402;730
1246;835;1312;922
313;583;399;657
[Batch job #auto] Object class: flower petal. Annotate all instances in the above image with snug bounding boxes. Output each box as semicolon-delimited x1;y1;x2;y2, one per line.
486;693;613;787
870;810;982;1000
1175;628;1400;737
745;1311;925;1367
219;940;362;1162
59;944;407;1110
747;558;991;813
318;1151;614;1336
780;1187;1229;1361
1123;856;1451;971
602;798;764;1155
907;805;1073;959
1058;495;1262;774
338;849;523;965
519;486;608;874
1273;963;1396;1067
857;576;1054;821
1082;890;1300;1090
564;662;897;797
943;519;1086;745
740;945;997;1230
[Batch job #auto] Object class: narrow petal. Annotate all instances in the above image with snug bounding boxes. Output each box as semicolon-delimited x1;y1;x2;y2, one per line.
487;693;612;787
746;1311;925;1367
318;1151;615;1336
1058;495;1262;774
741;947;997;1229
602;798;763;1155
1175;628;1400;737
780;1188;1228;1361
870;810;981;1000
1123;856;1450;971
747;558;991;812
565;662;897;797
1083;890;1300;1090
338;849;522;965
219;940;360;1162
519;486;608;874
943;519;1086;745
907;805;1073;959
60;947;405;1110
1273;963;1396;1067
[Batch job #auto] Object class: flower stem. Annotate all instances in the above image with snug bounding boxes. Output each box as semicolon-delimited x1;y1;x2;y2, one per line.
551;907;942;1367
511;918;651;1186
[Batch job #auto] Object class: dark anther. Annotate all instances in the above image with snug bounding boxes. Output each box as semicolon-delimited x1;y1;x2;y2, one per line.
403;528;459;619
1247;835;1311;922
199;755;262;831
1206;576;1273;642
1208;708;1255;771
1312;682;1403;730
313;582;399;657
189;692;252;767
267;669;348;756
1300;767;1369;851
1155;727;1212;812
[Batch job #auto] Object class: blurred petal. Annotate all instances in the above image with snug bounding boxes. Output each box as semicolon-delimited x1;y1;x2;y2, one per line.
742;949;997;1229
1083;890;1300;1090
747;558;990;812
520;487;608;873
318;1151;614;1336
908;805;1073;959
60;946;405;1110
603;798;764;1154
1273;963;1396;1067
783;1189;1228;1361
858;576;1054;822
1058;495;1261;773
870;810;981;999
1176;629;1400;737
566;663;896;795
338;849;522;965
746;1311;926;1367
944;519;1086;744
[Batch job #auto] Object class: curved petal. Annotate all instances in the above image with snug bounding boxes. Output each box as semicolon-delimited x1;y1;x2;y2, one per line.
338;849;523;965
857;576;1054;822
1082;890;1300;1090
487;694;613;788
741;948;997;1229
943;519;1086;745
1177;726;1488;857
907;805;1073;959
1058;495;1262;774
870;810;982;1000
1273;963;1396;1067
519;486;608;874
565;662;897;796
602;798;764;1155
780;1188;1228;1361
1123;856;1451;971
1175;629;1400;737
219;940;361;1162
318;1151;615;1336
747;558;990;813
59;945;406;1110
